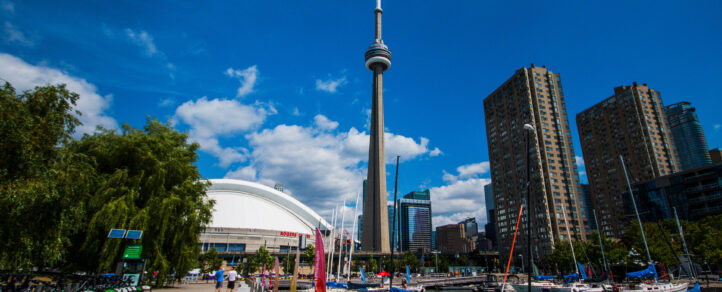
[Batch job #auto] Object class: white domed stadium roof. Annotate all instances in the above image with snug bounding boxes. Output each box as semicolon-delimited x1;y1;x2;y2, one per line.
207;179;332;235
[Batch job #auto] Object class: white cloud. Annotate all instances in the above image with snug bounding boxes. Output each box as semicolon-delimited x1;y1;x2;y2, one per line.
225;66;258;98
457;161;490;178
225;165;258;181
314;114;339;131
3;21;36;47
442;161;490;182
124;28;158;57
430;177;491;228
429;147;442;157
174;97;271;167
430;161;493;228
0;53;117;135
714;124;721;132
575;156;584;167
224;116;439;215
315;76;347;93
158;97;176;107
292;107;301;116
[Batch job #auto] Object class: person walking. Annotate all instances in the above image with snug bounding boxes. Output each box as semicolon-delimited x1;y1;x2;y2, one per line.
227;266;238;292
214;266;225;292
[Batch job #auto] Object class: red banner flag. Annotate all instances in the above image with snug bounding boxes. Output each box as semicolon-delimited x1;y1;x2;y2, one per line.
314;227;326;292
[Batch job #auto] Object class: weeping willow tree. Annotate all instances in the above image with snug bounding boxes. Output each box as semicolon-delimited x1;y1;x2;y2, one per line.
65;119;214;285
0;83;94;270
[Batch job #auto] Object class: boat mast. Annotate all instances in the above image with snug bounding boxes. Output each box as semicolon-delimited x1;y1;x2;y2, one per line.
592;209;609;276
337;199;347;281
673;207;696;279
347;193;360;281
620;155;655;282
561;202;580;275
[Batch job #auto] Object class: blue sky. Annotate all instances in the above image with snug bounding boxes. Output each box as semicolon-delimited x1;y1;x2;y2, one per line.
2;0;721;229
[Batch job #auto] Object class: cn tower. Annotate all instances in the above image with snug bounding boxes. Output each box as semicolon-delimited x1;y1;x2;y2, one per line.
361;0;391;253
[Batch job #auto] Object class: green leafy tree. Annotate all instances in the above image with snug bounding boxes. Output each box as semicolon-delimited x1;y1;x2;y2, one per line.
401;251;421;272
249;246;274;274
368;256;378;273
64;118;213;286
0;83;91;270
200;248;223;274
303;244;315;266
282;254;296;274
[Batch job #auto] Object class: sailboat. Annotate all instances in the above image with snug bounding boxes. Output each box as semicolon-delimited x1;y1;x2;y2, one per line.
613;155;687;292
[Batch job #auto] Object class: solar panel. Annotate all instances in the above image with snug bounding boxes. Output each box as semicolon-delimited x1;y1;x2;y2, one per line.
108;229;126;238
125;230;143;239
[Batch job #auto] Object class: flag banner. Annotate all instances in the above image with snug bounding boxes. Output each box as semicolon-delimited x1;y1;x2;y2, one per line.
314;228;326;292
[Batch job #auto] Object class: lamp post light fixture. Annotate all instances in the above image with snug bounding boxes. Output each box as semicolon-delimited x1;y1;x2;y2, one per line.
519;254;524;274
523;123;535;289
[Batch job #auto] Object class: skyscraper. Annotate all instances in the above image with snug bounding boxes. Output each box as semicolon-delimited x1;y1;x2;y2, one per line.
484;64;587;260
361;0;392;253
577;82;679;238
665;102;711;170
483;183;497;249
399;190;432;253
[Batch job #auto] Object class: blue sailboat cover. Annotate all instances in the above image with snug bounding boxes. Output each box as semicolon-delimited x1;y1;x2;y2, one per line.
577;263;588;280
625;265;658;279
535;275;555;280
564;273;580;282
687;282;700;292
391;288;417;292
406;266;411;283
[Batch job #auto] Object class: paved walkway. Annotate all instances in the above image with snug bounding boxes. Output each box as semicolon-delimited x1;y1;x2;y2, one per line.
155;282;250;292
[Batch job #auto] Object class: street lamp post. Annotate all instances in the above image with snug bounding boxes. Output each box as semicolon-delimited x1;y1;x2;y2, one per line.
523;123;535;291
519;254;524;274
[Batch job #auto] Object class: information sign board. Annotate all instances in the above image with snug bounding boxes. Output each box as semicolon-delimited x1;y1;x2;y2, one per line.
122;244;143;259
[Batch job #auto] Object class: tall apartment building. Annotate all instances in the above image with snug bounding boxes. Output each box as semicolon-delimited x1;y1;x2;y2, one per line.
577;82;679;238
484;65;587;260
664;102;712;170
399;190;433;253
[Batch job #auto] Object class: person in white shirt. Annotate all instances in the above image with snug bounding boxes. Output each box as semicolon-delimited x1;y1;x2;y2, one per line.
226;266;238;292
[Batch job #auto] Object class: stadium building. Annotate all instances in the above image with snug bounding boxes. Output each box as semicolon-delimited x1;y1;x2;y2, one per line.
200;179;333;262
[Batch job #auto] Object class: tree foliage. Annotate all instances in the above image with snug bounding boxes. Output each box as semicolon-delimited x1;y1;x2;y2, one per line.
0;83;90;270
248;246;273;274
199;247;223;274
303;244;315;266
0;82;214;282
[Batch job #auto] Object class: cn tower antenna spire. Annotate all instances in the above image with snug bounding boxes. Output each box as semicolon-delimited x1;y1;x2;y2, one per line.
361;0;392;253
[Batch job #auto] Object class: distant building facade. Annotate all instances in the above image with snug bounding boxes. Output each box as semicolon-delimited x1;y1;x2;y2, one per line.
710;148;722;163
435;223;475;254
459;217;479;239
577;83;680;238
665;102;711;170
484;65;587;260
399;190;433;253
626;162;722;222
483;183;497;250
579;184;596;231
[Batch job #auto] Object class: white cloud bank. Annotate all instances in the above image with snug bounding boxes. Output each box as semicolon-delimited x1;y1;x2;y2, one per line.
174;97;273;167
430;161;492;228
0;53;117;135
3;21;37;47
224;115;441;214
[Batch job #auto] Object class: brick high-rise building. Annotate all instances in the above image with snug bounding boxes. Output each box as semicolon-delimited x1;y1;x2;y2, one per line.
577;82;680;238
484;64;587;261
435;223;475;254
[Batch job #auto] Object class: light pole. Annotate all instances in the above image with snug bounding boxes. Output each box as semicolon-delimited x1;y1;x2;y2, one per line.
519;254;524;274
523;123;535;290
